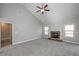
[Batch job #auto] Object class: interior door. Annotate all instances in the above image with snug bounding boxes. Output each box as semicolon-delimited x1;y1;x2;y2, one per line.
1;23;12;47
0;23;1;48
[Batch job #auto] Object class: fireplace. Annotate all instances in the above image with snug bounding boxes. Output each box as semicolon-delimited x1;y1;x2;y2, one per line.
48;31;62;41
51;31;60;38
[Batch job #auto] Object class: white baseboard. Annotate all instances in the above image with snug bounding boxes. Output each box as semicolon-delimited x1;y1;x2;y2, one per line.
63;40;79;45
13;37;41;45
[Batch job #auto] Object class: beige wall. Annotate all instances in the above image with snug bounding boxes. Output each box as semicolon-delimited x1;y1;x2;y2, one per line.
0;3;42;45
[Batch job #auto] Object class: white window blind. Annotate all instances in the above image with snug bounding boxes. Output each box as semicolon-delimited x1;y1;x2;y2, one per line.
65;25;74;37
44;27;49;35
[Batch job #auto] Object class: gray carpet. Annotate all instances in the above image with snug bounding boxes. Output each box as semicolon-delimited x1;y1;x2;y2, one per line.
0;39;79;56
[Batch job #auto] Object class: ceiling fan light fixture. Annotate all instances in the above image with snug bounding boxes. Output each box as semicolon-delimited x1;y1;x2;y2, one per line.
41;9;44;12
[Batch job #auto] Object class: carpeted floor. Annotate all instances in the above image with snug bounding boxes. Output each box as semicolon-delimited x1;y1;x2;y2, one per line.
0;39;79;56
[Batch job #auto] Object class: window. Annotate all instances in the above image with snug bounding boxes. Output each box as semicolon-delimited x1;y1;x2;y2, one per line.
65;25;74;37
44;27;49;35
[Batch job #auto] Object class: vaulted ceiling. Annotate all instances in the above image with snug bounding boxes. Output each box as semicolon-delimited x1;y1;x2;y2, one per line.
23;3;79;25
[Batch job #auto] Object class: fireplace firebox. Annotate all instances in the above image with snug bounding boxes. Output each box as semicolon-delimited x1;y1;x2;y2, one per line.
48;31;62;41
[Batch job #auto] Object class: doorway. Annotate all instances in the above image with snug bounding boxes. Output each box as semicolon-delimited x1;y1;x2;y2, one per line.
0;23;12;48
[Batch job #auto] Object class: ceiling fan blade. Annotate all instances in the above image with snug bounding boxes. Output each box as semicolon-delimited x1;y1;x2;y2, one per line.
44;4;48;8
45;9;50;11
37;6;41;9
36;10;40;12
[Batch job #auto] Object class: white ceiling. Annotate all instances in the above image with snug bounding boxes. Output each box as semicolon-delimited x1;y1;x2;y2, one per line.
23;3;79;25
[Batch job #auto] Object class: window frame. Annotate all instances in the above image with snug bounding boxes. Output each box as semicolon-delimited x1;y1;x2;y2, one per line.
65;25;74;37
